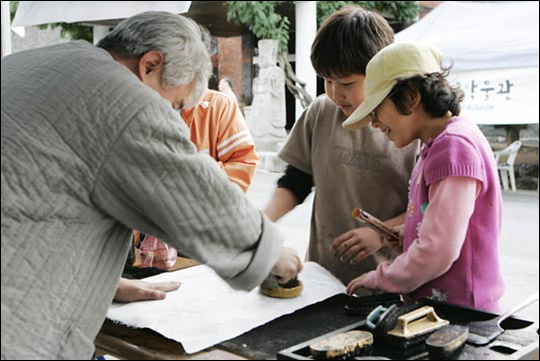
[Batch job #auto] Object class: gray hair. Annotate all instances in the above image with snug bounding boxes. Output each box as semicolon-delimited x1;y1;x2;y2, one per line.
97;11;212;107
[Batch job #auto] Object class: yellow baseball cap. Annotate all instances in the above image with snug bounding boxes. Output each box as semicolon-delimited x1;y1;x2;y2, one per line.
342;42;444;130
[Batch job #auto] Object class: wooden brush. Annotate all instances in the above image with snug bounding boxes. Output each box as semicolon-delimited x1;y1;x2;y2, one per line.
259;274;303;299
426;325;468;359
309;330;373;359
351;208;400;243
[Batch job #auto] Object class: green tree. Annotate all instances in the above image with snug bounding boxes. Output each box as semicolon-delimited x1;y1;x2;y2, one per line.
317;1;418;24
225;1;419;108
225;1;419;52
225;2;290;54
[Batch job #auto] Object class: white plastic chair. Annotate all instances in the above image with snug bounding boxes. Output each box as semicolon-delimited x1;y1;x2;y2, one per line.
494;141;522;191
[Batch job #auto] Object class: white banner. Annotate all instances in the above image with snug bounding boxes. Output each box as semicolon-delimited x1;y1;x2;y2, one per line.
451;67;539;125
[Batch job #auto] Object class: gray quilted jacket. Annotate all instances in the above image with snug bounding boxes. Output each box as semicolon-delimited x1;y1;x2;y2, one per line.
1;41;282;360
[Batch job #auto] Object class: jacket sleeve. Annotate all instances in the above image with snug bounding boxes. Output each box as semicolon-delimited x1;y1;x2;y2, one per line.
90;99;282;291
214;96;259;193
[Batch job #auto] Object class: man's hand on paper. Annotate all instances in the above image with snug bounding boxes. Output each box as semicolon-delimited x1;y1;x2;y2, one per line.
114;278;181;303
271;247;303;284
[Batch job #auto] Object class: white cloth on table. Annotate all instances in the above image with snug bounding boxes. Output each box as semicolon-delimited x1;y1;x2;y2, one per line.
107;262;345;354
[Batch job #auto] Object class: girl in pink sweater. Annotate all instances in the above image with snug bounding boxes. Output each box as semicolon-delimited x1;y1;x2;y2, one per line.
342;42;504;312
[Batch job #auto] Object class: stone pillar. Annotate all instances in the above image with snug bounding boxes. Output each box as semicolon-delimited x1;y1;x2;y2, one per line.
295;1;317;119
1;1;12;57
245;39;288;151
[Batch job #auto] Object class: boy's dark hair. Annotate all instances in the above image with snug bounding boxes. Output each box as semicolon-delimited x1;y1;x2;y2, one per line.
311;5;394;78
389;70;465;117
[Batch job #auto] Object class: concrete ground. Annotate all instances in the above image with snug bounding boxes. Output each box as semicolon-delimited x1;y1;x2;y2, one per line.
247;170;539;323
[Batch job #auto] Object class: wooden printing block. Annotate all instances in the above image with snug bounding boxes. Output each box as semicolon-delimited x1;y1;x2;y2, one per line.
309;330;374;359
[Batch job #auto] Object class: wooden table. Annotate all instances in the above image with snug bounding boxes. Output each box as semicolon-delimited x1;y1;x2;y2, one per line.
95;257;247;360
95;259;540;360
95;319;246;360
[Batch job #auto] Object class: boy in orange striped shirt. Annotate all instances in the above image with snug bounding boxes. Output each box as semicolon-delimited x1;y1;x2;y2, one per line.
182;88;259;192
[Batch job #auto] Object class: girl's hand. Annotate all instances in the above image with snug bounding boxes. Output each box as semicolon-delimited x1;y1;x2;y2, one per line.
346;274;370;295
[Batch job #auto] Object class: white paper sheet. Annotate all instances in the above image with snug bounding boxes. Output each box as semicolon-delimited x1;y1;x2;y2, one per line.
107;262;345;354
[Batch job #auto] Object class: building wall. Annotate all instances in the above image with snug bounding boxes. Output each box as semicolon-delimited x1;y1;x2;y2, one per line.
217;36;244;103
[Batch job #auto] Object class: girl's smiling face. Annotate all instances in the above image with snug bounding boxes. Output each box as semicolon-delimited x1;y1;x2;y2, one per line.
371;97;417;148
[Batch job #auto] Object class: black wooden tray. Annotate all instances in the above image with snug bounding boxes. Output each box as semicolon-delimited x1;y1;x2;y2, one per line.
277;298;539;360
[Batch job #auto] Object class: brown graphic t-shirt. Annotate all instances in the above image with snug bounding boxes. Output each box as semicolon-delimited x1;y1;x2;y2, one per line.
279;95;419;284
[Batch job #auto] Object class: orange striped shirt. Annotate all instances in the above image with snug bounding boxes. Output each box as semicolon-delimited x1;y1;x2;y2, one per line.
182;89;259;192
130;90;259;267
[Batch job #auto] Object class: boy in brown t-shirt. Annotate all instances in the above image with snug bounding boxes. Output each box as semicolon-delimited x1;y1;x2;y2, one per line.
265;6;419;285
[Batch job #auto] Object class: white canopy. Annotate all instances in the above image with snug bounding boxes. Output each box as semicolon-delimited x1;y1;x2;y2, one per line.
12;1;191;27
396;1;539;125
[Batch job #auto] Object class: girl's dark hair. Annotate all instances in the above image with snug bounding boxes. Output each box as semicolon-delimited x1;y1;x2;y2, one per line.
311;5;394;78
389;69;465;117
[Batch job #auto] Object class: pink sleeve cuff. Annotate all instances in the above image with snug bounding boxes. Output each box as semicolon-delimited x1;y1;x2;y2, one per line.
362;270;380;290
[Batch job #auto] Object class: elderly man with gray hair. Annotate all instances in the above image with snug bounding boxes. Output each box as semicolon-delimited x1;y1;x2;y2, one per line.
1;11;301;360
